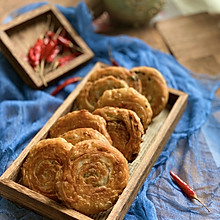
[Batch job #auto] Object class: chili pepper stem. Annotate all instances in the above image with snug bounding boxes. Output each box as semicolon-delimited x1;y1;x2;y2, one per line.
46;14;51;30
69;43;84;53
34;65;40;73
39;59;47;87
55;27;63;38
52;61;59;70
193;195;211;212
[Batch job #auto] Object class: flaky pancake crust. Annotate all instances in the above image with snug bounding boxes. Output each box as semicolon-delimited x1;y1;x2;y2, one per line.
96;87;153;130
131;66;169;117
89;66;142;93
59;127;110;145
75;76;128;112
48;110;112;144
56;139;129;215
93;107;144;161
74;81;94;112
22;138;72;200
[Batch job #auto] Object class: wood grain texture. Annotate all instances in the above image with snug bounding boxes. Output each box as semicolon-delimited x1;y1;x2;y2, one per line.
157;13;220;62
0;62;188;220
156;12;220;96
0;179;92;220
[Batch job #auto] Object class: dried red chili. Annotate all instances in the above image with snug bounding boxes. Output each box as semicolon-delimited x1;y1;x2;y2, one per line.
28;47;37;67
53;52;81;69
57;35;73;48
58;35;83;52
41;38;58;61
45;30;78;53
28;38;44;68
110;58;119;66
46;46;60;63
108;44;119;66
27;26;83;87
46;30;72;46
51;76;82;96
170;171;210;212
34;38;43;61
60;28;66;37
45;30;55;38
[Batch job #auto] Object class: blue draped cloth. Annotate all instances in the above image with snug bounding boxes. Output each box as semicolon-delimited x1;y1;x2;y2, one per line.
0;2;220;219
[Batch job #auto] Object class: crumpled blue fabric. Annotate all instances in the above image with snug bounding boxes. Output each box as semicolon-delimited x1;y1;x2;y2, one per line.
0;1;220;220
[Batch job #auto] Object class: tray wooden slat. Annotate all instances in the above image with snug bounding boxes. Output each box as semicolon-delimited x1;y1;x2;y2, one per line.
0;179;92;220
0;62;188;220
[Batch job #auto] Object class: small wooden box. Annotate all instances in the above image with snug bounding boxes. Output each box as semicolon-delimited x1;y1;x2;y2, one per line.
0;62;188;220
0;4;94;88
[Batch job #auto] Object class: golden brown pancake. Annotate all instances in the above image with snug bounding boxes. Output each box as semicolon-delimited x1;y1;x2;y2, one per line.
49;110;112;144
59;127;110;145
130;66;169;117
93;106;144;161
22;138;72;200
56;139;129;215
96;87;153;130
75;75;128;112
89;66;142;93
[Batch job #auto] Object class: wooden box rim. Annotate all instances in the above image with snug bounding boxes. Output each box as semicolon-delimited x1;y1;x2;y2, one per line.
0;4;94;88
0;62;188;220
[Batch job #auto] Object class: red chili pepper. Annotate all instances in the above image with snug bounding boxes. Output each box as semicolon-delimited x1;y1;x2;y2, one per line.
50;76;82;96
28;47;36;65
170;171;210;212
58;52;80;63
53;52;81;69
108;45;119;66
41;38;58;60
46;31;72;52
46;30;82;52
46;46;60;63
28;38;44;67
110;59;119;66
60;28;66;37
45;30;55;38
34;38;43;61
57;35;73;48
40;36;49;60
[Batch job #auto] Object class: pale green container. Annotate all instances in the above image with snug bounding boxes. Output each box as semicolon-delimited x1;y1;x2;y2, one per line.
103;0;166;26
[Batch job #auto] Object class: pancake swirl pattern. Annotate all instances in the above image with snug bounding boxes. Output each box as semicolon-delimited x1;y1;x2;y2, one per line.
130;66;169;117
49;110;112;144
75;76;129;112
88;66;142;93
22;138;72;200
96;87;153;130
59;127;110;145
56;139;129;215
93;107;144;162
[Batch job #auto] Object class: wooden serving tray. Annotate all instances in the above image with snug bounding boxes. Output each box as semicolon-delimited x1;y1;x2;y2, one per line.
0;4;94;88
0;62;188;220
